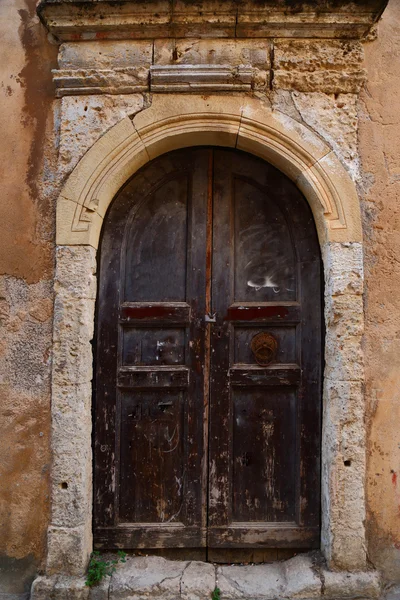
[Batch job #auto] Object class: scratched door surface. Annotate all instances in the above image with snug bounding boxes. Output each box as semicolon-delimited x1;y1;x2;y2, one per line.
94;149;210;548
93;148;322;551
208;150;322;549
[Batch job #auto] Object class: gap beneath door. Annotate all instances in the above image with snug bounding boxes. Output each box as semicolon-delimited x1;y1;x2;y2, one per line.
124;547;306;563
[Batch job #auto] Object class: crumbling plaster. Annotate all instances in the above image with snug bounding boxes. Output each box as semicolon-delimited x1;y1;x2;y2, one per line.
0;0;57;595
359;0;400;581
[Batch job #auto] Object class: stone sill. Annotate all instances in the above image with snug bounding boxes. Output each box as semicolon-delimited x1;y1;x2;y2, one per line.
31;553;381;599
37;0;388;43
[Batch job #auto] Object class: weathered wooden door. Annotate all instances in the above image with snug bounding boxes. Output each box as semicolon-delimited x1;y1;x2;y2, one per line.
94;148;322;552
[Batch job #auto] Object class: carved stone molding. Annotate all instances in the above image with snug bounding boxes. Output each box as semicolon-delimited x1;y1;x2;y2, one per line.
53;66;149;97
150;64;262;92
37;0;388;43
56;94;362;247
52;38;366;96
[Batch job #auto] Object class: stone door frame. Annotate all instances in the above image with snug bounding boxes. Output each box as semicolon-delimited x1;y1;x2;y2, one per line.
49;94;365;576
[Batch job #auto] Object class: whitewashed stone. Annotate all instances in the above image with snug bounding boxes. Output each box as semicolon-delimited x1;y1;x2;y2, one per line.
53;575;90;599
110;556;188;599
89;575;111;600
31;575;58;600
47;524;92;576
323;242;364;296
291;92;359;179
52;296;95;387
325;294;364;339
323;569;381;598
181;561;216;600
217;563;286;598
55;246;97;301
284;554;321;598
59;95;144;177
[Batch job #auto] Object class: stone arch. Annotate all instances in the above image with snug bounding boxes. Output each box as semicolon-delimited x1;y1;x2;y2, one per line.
57;95;362;249
49;94;366;577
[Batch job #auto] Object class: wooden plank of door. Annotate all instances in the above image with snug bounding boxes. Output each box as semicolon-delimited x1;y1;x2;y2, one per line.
94;149;210;548
208;149;322;548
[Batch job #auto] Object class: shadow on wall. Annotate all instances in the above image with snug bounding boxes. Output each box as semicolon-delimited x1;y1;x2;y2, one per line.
0;555;39;598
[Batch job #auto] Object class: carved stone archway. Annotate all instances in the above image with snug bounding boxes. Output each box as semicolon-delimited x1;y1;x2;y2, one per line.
49;94;365;577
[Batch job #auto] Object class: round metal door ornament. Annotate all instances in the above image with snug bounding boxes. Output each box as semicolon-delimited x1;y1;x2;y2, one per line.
250;332;278;366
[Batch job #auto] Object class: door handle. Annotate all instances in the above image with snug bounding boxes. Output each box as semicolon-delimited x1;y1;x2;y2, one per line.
205;312;217;323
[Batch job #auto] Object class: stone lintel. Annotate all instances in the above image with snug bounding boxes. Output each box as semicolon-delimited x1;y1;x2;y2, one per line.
37;0;388;43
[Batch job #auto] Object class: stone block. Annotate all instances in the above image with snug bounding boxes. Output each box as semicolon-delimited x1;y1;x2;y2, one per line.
52;296;95;387
51;406;92;527
31;575;58;600
297;154;363;244
47;524;92;576
150;64;253;93
284;554;321;598
290;92;359;179
53;67;149;97
323;569;380;598
323;379;363;427
238;99;330;187
273;40;366;93
274;70;366;94
57;196;105;249
154;38;270;69
55;246;97;301
89;575;111;600
324;334;364;382
53;294;95;345
324;294;364;339
59;96;145;178
110;556;188;598
274;40;364;72
59;41;153;70
53;575;90;599
181;561;216;600
133;94;243;160
323;242;364;295
217;562;286;598
172;0;236;38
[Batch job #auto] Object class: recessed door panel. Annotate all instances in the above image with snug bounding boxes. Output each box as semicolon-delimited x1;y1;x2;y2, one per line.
232;388;296;523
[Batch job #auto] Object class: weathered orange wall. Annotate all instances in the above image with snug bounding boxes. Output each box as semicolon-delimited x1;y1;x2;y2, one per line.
0;0;57;593
361;0;400;581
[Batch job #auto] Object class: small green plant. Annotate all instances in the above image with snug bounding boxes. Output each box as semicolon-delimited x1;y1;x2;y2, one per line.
211;586;221;600
85;550;127;587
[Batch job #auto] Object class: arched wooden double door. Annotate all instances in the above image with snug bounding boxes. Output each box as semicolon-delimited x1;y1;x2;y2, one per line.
94;148;322;553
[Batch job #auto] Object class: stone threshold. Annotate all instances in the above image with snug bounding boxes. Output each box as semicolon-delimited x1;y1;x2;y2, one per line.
31;553;381;599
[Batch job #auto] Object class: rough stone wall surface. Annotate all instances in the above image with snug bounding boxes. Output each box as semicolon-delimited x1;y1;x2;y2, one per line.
360;0;400;582
0;0;57;596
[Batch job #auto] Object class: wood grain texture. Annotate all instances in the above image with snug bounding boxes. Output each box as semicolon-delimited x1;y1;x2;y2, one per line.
94;148;322;551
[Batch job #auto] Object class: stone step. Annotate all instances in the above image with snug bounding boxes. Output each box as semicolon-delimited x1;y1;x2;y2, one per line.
31;554;381;600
